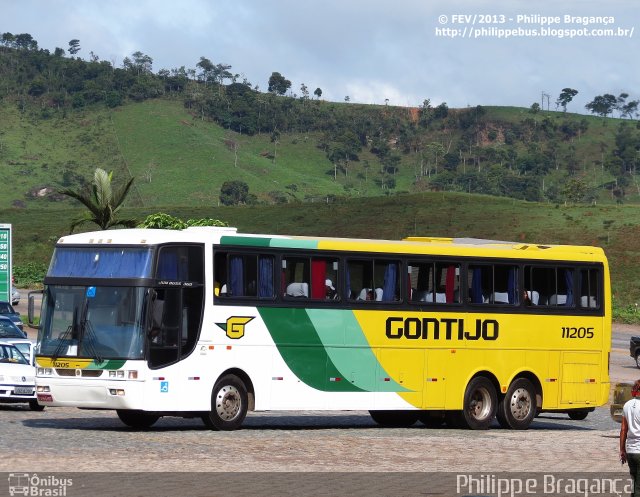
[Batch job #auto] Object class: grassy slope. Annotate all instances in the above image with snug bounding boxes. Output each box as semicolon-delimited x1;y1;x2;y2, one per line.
0;103;125;209
110;99;385;205
1;98;632;211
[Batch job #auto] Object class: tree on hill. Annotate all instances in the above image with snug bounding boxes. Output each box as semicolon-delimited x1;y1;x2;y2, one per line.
220;180;250;205
59;168;137;232
314;87;322;99
68;39;80;55
585;94;617;117
616;93;640;119
556;88;578;112
196;56;215;84
268;72;291;95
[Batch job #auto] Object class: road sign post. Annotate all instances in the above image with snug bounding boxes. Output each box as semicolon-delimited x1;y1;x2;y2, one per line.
0;224;12;303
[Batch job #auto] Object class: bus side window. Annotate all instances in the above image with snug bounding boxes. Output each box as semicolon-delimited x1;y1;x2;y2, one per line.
409;262;460;304
282;257;309;298
347;259;399;302
579;268;599;309
526;266;577;307
215;252;274;299
469;264;519;305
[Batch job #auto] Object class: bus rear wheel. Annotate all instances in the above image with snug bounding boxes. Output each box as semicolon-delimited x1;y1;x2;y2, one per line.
369;410;419;427
116;409;160;429
202;374;248;431
461;377;497;430
496;378;536;430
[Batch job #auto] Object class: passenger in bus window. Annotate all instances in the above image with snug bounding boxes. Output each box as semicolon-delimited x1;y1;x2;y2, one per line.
325;279;337;299
214;281;227;297
286;282;309;297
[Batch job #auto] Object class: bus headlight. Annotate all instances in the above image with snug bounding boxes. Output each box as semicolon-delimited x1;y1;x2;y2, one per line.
108;370;138;379
109;389;126;396
37;368;53;376
36;385;51;393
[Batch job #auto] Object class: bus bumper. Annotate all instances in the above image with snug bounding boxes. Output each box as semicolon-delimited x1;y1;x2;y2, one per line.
36;378;146;409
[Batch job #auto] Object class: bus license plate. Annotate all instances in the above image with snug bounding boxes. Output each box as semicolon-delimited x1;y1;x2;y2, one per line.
15;387;33;395
37;393;53;402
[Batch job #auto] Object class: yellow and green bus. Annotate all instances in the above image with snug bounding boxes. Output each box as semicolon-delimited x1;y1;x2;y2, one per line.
33;227;610;430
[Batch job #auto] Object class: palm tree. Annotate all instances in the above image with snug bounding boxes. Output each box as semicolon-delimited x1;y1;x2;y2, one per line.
60;168;138;232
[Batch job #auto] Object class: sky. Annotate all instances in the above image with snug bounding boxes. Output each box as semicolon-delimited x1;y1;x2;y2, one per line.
3;0;639;113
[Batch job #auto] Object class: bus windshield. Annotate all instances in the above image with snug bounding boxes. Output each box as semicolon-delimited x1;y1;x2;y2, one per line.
38;285;148;360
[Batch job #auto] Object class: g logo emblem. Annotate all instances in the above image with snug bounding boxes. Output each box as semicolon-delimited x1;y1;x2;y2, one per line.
217;316;254;339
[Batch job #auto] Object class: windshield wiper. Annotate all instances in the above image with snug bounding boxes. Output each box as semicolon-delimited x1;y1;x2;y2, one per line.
78;318;103;364
52;307;77;361
77;300;103;363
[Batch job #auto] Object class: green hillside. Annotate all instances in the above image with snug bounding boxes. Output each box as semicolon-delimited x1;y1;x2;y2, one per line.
111;99;355;205
1;37;639;209
0;97;636;211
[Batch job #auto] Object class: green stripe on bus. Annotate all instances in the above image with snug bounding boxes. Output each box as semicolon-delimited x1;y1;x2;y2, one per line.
258;307;364;392
268;238;319;249
306;309;406;392
219;235;319;250
219;236;273;247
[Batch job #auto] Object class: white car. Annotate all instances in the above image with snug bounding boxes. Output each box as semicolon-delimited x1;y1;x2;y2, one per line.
11;286;20;306
0;338;35;364
0;342;43;411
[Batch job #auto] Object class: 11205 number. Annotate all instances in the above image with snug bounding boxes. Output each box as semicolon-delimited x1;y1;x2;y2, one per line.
561;327;594;339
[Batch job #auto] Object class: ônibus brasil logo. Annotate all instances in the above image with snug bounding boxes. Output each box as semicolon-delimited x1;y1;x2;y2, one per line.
216;316;255;339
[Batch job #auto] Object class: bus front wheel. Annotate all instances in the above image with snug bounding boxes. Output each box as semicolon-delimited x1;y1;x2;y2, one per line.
116;409;160;429
202;374;248;431
496;378;536;430
461;377;497;430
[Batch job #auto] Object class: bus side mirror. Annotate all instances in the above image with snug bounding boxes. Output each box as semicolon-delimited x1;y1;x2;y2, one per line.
28;290;43;330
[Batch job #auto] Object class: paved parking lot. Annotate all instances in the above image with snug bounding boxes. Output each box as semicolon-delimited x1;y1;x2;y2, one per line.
0;402;624;473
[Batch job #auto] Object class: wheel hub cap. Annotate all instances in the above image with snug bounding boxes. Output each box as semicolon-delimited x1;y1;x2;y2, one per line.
470;387;492;420
509;387;532;420
216;385;241;420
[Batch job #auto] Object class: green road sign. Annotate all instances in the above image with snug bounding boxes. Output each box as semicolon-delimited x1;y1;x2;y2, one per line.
0;224;11;302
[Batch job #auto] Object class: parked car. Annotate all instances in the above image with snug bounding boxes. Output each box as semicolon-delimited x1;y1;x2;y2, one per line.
0;316;27;339
11;286;20;306
0;338;35;364
0;342;43;411
0;301;23;331
610;382;633;423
